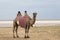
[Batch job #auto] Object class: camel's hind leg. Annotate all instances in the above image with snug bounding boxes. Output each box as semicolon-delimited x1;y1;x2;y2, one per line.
15;25;19;38
13;24;15;38
13;20;19;38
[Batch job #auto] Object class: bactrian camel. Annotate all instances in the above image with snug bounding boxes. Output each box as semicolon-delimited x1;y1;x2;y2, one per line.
13;12;37;38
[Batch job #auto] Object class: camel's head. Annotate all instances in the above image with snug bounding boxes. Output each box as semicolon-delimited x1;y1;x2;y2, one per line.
32;12;37;25
33;12;37;19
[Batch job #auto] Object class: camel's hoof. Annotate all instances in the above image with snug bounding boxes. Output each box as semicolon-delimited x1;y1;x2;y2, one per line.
27;36;30;38
17;36;19;38
24;36;27;38
24;36;30;38
13;36;16;38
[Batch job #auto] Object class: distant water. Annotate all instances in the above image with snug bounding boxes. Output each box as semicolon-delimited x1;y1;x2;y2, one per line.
0;20;60;27
0;21;13;27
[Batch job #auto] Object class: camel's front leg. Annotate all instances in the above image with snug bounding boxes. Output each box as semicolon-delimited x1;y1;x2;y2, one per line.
13;20;19;38
25;23;30;38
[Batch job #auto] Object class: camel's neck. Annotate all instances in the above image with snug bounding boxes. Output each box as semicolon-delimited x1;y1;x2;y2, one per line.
32;13;37;24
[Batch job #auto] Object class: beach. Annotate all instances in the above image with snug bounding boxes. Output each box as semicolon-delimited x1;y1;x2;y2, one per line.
0;26;60;40
0;20;60;40
0;20;60;27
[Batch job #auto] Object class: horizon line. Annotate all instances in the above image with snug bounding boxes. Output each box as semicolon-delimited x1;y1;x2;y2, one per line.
0;19;60;21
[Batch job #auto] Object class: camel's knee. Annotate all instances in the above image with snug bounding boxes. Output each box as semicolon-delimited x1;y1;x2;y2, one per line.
16;26;18;32
13;27;15;33
13;24;16;32
25;29;29;33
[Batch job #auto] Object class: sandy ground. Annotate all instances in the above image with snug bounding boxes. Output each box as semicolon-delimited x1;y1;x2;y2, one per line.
0;26;60;40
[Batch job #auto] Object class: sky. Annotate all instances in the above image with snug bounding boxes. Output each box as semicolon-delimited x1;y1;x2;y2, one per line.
0;0;60;20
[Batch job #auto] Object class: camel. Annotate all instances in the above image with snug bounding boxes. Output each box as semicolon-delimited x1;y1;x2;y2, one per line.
13;12;37;38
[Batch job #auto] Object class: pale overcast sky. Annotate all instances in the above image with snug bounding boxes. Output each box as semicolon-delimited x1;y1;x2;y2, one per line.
0;0;60;20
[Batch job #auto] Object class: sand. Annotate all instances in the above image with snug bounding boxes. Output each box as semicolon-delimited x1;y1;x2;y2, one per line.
0;26;60;40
